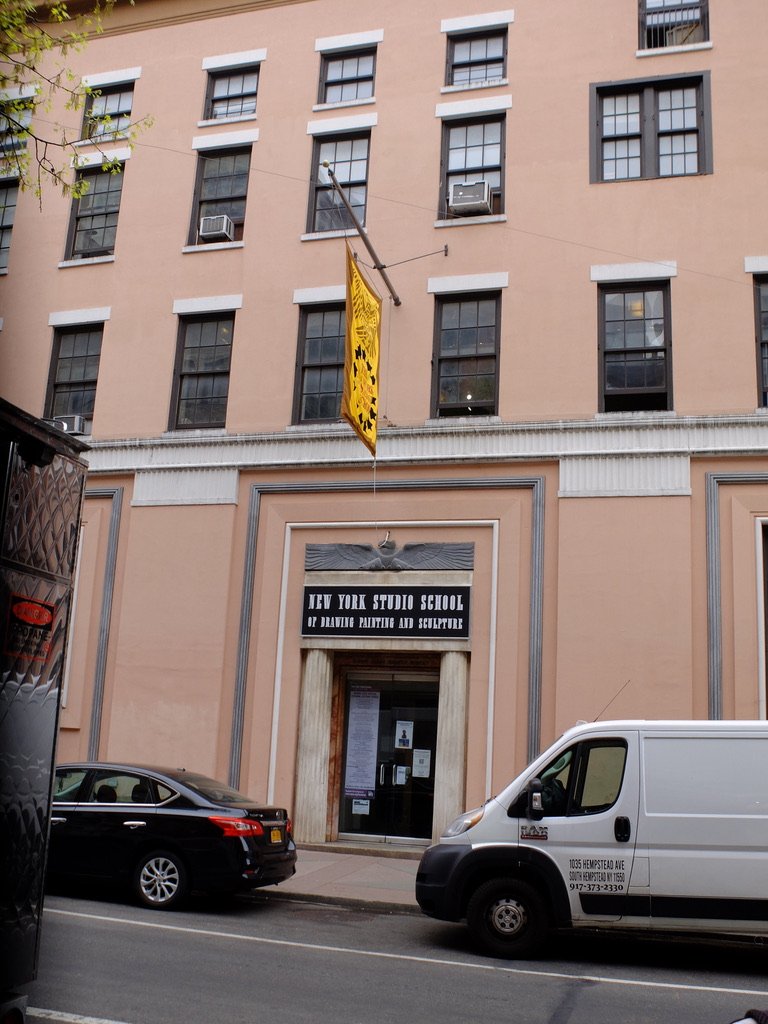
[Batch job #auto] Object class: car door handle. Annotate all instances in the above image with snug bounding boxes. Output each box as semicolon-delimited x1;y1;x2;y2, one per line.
122;820;147;829
614;815;631;842
50;817;67;825
379;763;385;785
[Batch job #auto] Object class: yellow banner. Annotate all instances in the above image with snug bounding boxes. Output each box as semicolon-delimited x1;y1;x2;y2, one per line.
342;243;381;456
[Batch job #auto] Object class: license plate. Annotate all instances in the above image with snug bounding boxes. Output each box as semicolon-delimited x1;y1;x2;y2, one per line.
270;827;282;844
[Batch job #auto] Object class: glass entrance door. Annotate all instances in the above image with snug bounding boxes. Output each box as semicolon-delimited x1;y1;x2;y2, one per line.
339;677;438;842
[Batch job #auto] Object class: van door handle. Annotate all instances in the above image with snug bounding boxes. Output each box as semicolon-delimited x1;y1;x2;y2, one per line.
379;763;385;786
614;815;631;842
122;820;147;829
50;817;67;825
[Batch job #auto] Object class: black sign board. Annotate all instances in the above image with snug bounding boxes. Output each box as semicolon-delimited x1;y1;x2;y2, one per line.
302;585;470;639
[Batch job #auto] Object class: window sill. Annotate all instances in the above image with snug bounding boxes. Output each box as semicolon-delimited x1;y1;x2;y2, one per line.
636;41;712;57
197;114;258;128
0;268;7;276
58;255;116;268
312;97;376;112
162;427;228;438
301;228;360;242
434;214;507;228
425;414;501;426
440;78;508;94
182;241;245;253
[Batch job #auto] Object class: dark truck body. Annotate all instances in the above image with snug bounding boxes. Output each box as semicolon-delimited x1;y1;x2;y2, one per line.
0;400;88;1021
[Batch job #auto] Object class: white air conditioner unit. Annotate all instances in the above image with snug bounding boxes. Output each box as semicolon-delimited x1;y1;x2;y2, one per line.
199;214;234;241
53;414;87;436
448;180;492;215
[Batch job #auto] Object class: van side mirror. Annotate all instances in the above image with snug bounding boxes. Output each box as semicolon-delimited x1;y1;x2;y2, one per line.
527;778;544;821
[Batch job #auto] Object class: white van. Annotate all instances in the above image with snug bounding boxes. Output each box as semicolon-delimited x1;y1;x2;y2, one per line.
415;720;768;957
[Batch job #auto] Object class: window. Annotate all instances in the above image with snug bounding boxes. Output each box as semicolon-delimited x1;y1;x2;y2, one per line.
0;179;18;270
190;147;251;243
205;67;259;120
319;49;375;104
171;315;234;429
446;31;506;86
294;304;346;422
533;741;627;817
755;277;768;407
83;84;133;139
0;97;32;154
441;116;504;216
46;325;103;431
433;293;500;417
639;0;709;50
599;283;671;412
309;133;369;233
67;166;123;258
592;74;711;182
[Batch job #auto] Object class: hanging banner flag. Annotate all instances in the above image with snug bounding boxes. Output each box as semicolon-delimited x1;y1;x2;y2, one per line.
342;243;381;456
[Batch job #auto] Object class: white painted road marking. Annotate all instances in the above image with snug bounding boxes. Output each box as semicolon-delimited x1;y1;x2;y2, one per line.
45;907;768;999
28;1010;133;1024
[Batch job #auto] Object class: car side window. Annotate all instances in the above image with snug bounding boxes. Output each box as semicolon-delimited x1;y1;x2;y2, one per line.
87;772;154;804
52;768;88;802
571;741;627;815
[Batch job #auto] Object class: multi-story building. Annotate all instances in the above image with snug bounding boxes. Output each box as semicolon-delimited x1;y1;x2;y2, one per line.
1;0;766;846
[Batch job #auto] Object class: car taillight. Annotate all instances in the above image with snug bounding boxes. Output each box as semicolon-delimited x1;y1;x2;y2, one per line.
286;817;293;837
209;815;265;837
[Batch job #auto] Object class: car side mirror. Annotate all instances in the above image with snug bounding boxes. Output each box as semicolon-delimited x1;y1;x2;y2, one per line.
527;778;544;821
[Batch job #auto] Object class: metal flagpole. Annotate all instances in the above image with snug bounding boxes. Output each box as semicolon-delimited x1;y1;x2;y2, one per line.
322;161;402;307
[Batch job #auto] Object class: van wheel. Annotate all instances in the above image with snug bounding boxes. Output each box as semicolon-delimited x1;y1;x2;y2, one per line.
466;877;548;958
133;850;188;910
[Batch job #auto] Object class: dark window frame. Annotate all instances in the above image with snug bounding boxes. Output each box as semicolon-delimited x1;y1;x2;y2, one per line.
65;164;124;259
318;47;376;105
82;83;134;140
598;281;673;413
188;145;251;244
0;177;18;270
439;114;505;218
169;313;235;430
445;29;507;87
590;72;711;183
292;303;346;423
45;323;104;432
431;291;501;418
754;276;768;408
638;0;709;50
204;65;260;121
307;131;371;234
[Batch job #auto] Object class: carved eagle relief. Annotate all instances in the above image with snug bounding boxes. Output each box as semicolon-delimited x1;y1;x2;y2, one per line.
305;540;474;572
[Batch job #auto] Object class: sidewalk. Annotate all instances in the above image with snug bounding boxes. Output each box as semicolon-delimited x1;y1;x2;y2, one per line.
270;845;422;913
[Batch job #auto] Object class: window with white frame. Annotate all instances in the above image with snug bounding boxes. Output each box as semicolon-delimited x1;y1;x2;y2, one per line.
755;277;768;408
0;178;18;270
205;67;259;120
83;84;134;139
441;115;504;217
591;73;711;182
190;146;251;243
319;49;376;104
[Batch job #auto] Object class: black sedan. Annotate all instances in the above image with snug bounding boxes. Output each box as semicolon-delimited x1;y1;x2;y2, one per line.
48;762;296;909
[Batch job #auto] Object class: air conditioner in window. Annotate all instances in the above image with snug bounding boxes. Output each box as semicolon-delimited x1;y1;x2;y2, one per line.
199;214;234;241
448;180;492;215
52;414;87;436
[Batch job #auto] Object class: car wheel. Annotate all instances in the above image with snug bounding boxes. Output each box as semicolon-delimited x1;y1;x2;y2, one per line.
466;877;548;958
133;850;188;910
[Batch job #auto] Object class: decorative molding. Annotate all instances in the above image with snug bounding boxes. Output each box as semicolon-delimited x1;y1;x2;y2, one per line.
49;307;111;326
441;10;515;33
172;294;243;315
82;66;142;87
191;129;258;149
132;468;239;506
305;541;475;571
428;272;508;293
590;261;677;282
436;95;512;120
202;48;266;70
292;285;345;304
307;112;377;135
559;454;691;497
745;256;768;274
72;147;131;167
315;29;384;52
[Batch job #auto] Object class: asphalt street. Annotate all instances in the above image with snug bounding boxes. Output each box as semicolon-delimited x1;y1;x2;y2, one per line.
22;891;768;1024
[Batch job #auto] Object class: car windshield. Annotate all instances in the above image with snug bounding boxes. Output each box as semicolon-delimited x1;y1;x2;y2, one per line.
168;771;258;804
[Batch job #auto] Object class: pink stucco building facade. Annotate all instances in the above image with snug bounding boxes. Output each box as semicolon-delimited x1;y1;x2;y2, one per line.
2;0;767;845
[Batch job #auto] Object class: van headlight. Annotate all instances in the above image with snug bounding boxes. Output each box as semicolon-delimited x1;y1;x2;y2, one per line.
442;806;485;837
